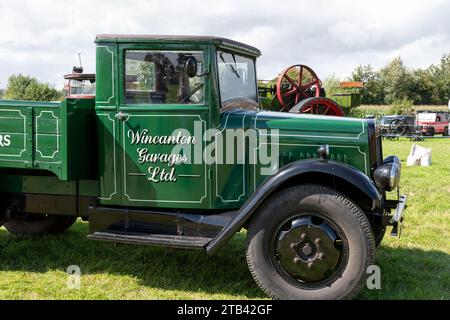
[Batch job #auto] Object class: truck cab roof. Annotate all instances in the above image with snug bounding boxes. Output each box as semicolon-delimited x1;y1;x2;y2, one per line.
95;34;261;57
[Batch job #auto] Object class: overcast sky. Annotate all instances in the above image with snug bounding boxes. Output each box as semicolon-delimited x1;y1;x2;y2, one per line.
0;0;449;89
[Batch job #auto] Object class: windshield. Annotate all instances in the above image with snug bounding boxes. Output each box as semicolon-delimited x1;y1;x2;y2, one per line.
417;113;437;122
380;117;395;124
70;79;95;95
217;51;257;104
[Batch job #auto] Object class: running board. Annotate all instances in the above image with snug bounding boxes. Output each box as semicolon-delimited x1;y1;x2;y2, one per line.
88;231;212;249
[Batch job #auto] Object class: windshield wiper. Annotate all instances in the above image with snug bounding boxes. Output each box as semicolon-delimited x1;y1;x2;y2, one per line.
219;52;240;79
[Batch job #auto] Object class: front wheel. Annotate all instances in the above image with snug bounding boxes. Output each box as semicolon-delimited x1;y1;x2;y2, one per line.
246;184;375;300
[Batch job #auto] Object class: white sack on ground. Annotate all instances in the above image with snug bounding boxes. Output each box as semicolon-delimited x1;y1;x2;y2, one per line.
406;143;432;166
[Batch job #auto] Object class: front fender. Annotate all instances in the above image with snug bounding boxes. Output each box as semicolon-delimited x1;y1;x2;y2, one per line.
206;159;382;254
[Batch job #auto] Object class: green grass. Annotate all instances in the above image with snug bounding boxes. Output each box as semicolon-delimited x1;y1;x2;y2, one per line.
0;139;449;300
358;104;447;112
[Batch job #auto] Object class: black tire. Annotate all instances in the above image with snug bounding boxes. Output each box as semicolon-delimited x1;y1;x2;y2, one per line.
443;127;448;136
246;184;375;300
4;213;77;236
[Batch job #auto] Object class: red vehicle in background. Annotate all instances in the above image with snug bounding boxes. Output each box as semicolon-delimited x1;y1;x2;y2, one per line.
416;110;449;136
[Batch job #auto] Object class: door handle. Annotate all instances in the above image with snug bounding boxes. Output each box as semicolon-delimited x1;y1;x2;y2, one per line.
115;111;129;121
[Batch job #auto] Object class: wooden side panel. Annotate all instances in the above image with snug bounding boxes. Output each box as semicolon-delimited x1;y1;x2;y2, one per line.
0;106;33;168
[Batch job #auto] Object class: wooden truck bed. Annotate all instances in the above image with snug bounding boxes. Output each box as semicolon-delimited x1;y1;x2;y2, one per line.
0;98;96;180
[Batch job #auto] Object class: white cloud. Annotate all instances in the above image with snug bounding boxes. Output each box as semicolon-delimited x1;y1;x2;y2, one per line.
0;0;449;88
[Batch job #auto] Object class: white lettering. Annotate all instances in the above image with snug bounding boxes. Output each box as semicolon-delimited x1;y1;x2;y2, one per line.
147;167;176;183
0;135;11;147
178;304;211;318
128;129;196;145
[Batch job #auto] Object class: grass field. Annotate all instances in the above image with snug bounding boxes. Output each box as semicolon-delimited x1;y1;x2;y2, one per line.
0;139;449;300
358;104;448;112
351;104;449;119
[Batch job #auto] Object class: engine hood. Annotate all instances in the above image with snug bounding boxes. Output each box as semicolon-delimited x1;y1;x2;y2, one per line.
219;109;371;174
244;110;368;141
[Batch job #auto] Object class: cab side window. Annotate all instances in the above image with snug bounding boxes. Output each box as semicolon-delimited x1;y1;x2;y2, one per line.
124;50;205;105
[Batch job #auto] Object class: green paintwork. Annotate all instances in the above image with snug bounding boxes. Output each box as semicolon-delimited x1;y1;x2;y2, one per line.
0;35;374;212
211;110;369;209
0;174;77;195
0;98;96;181
332;93;362;110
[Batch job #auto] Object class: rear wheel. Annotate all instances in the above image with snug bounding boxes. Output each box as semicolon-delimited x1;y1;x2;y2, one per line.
4;213;76;236
0;195;8;227
246;184;375;300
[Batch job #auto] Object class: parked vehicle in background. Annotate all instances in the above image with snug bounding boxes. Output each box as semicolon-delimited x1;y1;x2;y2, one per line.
330;81;364;114
416;110;449;136
379;115;416;135
63;67;96;99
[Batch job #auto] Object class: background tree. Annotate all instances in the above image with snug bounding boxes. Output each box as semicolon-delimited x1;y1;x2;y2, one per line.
411;68;439;104
378;57;416;104
4;74;62;101
348;54;450;105
350;64;383;104
322;73;340;98
429;54;450;104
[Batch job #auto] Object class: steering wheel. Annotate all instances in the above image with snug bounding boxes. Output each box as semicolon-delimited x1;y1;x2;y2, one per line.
180;83;204;103
276;64;321;111
221;97;259;112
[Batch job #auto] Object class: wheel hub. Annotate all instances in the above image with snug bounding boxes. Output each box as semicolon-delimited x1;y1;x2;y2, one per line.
300;242;313;257
275;216;343;283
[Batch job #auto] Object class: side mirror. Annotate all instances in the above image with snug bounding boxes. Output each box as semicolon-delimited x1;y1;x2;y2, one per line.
185;57;198;78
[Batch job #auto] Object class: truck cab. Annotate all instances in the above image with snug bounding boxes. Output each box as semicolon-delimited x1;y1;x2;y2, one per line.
63;67;96;99
0;35;406;300
93;35;263;210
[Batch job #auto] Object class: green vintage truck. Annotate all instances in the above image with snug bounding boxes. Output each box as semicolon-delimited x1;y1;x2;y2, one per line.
0;35;406;300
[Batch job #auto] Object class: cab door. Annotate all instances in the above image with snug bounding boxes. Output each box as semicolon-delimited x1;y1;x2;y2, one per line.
116;45;211;209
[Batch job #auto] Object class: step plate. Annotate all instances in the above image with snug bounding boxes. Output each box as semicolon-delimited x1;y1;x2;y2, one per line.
88;231;212;249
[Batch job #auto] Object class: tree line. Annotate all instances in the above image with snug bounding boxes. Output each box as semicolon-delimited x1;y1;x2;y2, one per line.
326;54;450;105
0;74;62;101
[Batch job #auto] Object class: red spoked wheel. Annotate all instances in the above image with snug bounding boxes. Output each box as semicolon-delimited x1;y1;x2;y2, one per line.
289;97;345;116
276;64;321;111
